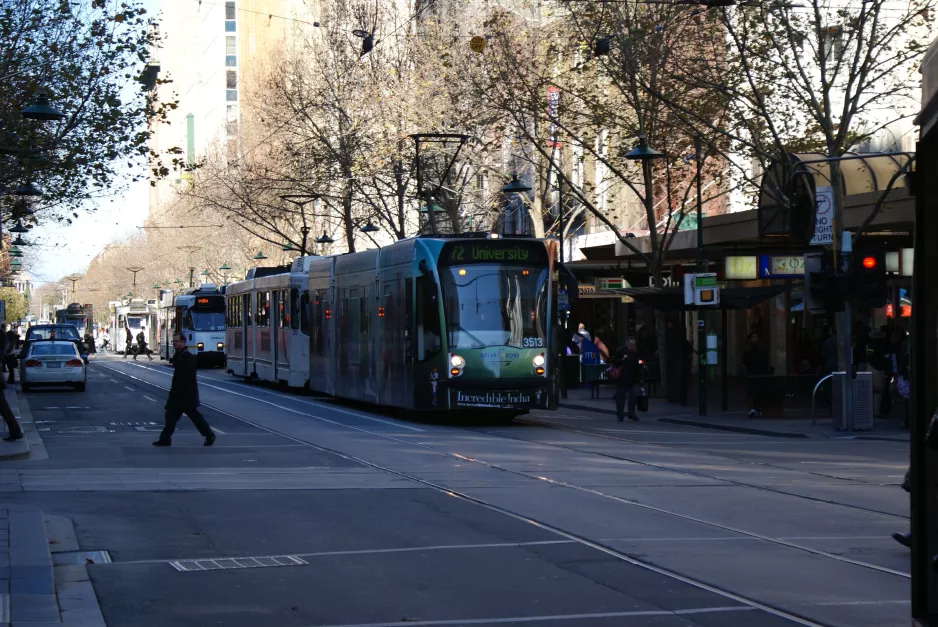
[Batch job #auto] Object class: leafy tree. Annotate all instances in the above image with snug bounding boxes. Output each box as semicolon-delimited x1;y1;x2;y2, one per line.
0;0;176;229
0;286;27;322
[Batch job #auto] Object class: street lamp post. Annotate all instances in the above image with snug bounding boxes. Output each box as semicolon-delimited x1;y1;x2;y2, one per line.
501;174;532;236
63;273;82;302
219;263;231;284
280;194;318;255
177;245;201;288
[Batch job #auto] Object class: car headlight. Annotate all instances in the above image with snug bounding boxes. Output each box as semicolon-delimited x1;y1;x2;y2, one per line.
533;354;545;367
450;354;465;368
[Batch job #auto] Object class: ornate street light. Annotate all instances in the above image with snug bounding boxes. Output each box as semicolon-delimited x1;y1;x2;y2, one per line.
360;222;379;233
315;232;334;245
11;235;29;247
126;266;144;287
20;87;65;121
13;181;43;197
501;173;532;236
253;251;268;260
9;221;29;234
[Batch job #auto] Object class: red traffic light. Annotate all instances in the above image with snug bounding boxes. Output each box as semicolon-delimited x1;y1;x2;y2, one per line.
861;256;877;269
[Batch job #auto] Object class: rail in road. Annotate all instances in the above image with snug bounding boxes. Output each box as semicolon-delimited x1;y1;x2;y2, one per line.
92;359;911;627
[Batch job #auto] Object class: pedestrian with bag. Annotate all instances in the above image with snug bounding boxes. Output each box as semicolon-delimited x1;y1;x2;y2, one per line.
153;333;215;447
135;327;153;362
4;331;18;384
609;338;641;423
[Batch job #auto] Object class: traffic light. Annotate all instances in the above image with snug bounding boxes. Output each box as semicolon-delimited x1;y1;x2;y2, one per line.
806;250;847;312
850;250;888;310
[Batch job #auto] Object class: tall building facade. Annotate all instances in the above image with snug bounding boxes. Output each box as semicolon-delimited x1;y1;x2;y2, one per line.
147;0;299;219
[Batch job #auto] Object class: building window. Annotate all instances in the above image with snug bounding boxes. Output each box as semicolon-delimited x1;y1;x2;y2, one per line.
226;36;236;55
226;121;238;136
226;55;237;67
225;20;236;32
225;1;236;20
226;89;237;101
226;71;237;89
226;105;238;122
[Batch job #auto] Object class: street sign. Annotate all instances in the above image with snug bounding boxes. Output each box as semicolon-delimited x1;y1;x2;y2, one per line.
684;273;721;306
811;185;834;245
695;275;717;287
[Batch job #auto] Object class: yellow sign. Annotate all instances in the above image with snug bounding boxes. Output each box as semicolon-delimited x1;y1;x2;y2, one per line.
725;256;758;280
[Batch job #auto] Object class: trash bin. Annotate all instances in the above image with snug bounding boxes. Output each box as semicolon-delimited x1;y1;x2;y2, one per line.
831;372;874;431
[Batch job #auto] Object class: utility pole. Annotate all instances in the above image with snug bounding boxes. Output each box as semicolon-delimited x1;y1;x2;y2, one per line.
830;159;854;428
695;136;706;417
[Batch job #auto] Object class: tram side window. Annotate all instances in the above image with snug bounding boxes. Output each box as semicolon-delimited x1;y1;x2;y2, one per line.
279;290;288;328
290;289;300;330
243;295;251;326
300;291;310;336
415;275;441;361
256;291;270;327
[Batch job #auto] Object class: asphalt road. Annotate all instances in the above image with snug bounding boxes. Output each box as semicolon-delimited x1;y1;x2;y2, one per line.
0;354;912;627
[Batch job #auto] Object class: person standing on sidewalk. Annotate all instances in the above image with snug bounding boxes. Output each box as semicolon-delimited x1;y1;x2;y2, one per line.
610;338;640;423
743;333;770;417
153;333;215;447
0;375;23;442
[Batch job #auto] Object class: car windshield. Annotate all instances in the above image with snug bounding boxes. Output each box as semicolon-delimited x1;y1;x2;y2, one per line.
30;343;79;357
440;264;548;349
27;327;79;341
190;311;226;332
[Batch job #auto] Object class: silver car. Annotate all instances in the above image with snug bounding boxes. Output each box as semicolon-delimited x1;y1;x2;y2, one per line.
21;340;87;393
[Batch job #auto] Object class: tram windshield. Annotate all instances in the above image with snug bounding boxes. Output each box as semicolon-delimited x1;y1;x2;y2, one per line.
440;265;548;349
187;310;226;332
126;316;144;330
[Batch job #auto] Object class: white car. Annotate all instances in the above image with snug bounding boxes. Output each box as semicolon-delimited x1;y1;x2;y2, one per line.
21;340;87;392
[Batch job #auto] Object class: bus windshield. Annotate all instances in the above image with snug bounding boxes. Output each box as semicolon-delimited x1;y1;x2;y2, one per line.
188;310;226;332
440;264;548;349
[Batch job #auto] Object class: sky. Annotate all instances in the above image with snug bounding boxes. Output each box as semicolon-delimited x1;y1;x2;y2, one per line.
28;0;160;286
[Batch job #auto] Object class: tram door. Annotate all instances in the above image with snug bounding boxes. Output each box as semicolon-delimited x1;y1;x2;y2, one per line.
243;293;253;376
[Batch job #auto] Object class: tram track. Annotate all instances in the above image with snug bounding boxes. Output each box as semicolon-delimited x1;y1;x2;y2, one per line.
98;362;910;585
161;363;910;522
93;361;841;627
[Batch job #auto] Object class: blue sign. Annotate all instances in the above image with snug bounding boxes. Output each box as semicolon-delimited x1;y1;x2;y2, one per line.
579;337;600;365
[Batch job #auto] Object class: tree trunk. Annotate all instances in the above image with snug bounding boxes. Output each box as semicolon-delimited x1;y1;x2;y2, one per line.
343;177;356;253
652;262;669;399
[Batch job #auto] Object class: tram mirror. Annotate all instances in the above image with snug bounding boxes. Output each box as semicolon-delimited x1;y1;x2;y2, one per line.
418;259;431;276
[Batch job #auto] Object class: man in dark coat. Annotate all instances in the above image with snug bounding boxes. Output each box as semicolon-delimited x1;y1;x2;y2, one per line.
0;375;23;442
611;338;641;422
153;333;215;447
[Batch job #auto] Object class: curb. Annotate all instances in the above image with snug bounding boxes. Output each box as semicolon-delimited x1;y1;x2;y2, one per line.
6;506;60;624
656;417;809;439
559;402;618;417
0;387;29;462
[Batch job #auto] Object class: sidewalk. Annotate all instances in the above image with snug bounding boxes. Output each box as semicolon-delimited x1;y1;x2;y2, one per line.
558;386;910;440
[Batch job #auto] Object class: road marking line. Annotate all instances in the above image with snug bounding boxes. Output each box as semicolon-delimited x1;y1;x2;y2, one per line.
143;395;158;403
123;385;134;392
118;362;425;432
814;600;909;606
302;607;754;626
117;541;576;567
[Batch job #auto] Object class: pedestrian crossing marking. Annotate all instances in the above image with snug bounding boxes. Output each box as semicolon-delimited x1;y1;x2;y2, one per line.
169;554;307;572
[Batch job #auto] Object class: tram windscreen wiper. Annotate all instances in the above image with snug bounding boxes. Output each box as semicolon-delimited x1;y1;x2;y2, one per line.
449;323;487;349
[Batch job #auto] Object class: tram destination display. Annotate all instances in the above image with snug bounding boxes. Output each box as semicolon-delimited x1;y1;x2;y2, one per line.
441;240;548;265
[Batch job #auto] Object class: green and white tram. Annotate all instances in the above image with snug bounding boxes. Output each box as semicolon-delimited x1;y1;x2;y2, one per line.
306;235;558;414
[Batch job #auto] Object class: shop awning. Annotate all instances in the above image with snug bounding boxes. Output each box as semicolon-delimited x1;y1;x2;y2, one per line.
596;283;796;311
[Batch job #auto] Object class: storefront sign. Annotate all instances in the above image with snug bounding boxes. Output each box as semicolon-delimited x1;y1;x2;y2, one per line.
811;185;834;245
759;255;804;278
725;255;758;280
595;277;628;289
578;285;596;296
901;248;914;276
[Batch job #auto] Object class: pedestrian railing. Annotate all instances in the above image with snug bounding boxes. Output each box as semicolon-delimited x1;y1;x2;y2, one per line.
812;372;837;425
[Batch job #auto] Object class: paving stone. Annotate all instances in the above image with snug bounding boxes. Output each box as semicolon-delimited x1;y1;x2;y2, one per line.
10;564;54;594
10;592;59;623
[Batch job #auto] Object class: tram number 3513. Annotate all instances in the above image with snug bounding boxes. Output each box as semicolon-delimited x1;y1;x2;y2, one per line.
522;337;544;348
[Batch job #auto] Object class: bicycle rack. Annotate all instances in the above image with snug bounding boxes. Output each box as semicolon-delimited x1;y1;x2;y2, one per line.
811;372;839;425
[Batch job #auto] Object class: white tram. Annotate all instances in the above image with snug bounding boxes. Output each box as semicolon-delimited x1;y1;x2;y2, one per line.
108;299;158;354
225;257;316;387
157;285;227;366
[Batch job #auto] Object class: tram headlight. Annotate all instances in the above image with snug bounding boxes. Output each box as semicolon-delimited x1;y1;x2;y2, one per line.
450;354;465;368
197;342;204;351
217;342;224;350
533;354;545;367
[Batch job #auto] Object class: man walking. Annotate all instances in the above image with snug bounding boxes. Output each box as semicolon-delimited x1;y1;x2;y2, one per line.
0;375;23;442
153;333;215;447
611;338;641;423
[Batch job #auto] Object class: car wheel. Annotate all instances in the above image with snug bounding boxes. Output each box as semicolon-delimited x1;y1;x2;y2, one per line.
74;383;86;392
